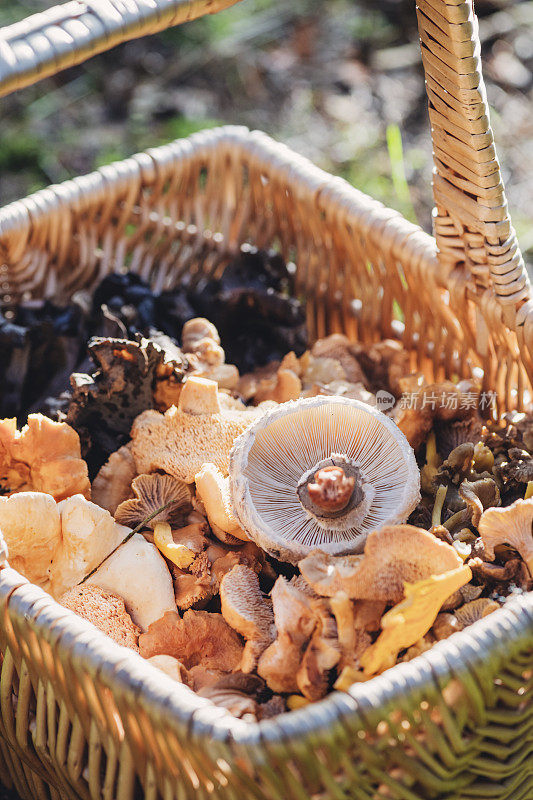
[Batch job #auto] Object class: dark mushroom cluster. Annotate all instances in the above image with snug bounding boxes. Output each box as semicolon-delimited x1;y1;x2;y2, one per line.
0;264;531;721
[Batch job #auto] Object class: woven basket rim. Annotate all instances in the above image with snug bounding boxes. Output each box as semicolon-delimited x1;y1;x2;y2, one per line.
0;126;439;291
2;564;531;746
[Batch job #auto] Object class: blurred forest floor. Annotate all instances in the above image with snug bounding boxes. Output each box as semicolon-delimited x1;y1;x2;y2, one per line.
1;0;533;259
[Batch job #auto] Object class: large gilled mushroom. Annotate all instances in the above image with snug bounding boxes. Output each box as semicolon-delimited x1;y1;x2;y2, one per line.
131;377;268;483
478;498;533;576
299;525;462;603
115;473;194;568
230;397;420;564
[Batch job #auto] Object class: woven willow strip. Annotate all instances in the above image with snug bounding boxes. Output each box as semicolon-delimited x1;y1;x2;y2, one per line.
0;0;244;99
416;0;529;307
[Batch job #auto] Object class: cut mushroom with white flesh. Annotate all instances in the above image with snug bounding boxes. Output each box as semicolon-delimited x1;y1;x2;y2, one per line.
230;396;420;564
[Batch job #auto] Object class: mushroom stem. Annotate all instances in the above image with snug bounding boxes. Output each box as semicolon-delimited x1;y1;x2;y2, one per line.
432;485;448;528
79;501;176;584
443;508;470;532
525;481;533;500
153;522;195;569
308;467;356;513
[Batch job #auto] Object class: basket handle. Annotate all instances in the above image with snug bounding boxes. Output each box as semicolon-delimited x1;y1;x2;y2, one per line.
416;0;529;308
0;0;242;100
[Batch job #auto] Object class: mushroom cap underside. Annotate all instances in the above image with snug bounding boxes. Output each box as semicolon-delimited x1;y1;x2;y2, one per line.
230;396;420;564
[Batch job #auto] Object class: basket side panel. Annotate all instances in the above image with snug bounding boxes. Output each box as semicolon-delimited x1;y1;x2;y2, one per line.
0;127;530;410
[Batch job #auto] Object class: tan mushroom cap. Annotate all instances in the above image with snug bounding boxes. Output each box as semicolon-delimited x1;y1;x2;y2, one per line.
139;609;244;672
454;598;500;629
230;397;420;564
299;525;463;603
92;445;136;515
0;492;60;587
59;585;140;651
114;473;191;530
220;565;275;673
131;380;267;484
478;498;533;575
257;577;317;693
194;463;248;541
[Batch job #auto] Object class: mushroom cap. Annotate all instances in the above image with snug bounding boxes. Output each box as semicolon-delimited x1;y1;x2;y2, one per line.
478;497;533;571
230;397;420;564
131;396;266;484
220;565;275;672
59;585;140;651
300;525;463;603
139;609;243;672
454;598;500;629
194;463;248;541
114;473;191;530
85;533;177;631
91;444;137;515
0;491;60;586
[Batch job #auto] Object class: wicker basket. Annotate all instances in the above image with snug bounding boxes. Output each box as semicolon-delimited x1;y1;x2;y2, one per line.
0;2;532;799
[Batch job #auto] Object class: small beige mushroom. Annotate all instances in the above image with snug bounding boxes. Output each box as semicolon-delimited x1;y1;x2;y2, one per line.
478;498;533;576
254;366;302;404
299;525;462;603
454;598;500;629
311;334;366;384
59;585;140;651
131;381;266;484
115;473;194;569
85;534;178;631
298;551;365;597
257;577;317;693
91;444;136;515
182;319;239;390
195;463;248;541
220;565;275;672
230;396;420;564
297;600;340;700
329;592;371;670
0;492;60;587
178;376;221;415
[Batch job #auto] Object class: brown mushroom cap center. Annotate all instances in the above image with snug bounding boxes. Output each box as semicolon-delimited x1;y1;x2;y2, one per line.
297;455;364;522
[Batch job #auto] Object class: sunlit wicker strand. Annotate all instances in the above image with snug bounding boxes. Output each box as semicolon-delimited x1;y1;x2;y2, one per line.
416;0;529;307
0;0;244;100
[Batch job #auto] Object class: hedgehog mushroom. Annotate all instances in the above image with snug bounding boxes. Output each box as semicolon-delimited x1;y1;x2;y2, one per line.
131;377;266;483
115;473;194;569
299;525;462;603
59;585;140;651
478;498;533;576
230;397;420;564
220;565;275;672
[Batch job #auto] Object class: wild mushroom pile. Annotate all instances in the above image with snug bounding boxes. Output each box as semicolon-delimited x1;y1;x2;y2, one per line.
0;265;531;721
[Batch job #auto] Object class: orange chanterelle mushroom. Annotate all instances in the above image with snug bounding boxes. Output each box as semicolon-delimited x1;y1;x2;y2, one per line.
230;396;420;564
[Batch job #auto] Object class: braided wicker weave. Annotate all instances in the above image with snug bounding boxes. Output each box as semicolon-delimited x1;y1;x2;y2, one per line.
0;2;532;799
